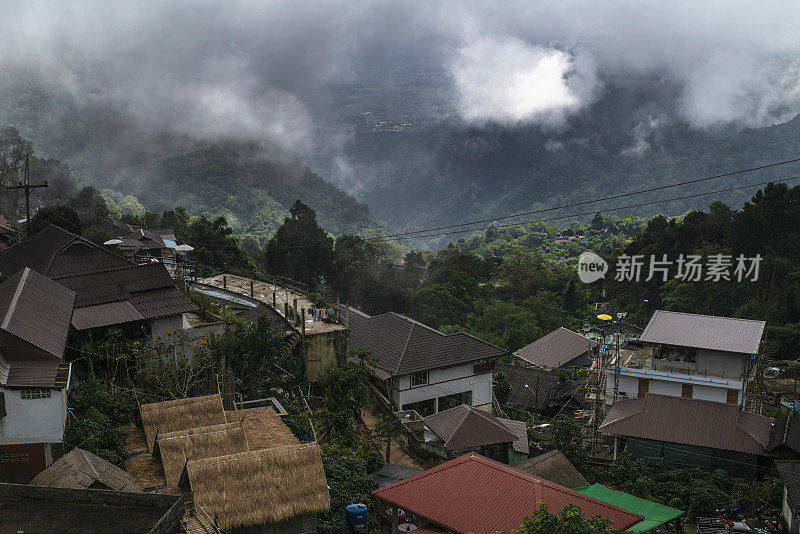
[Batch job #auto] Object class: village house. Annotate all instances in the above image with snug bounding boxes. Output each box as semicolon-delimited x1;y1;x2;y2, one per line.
605;310;765;407
372;452;644;534
775;461;800;534
0;268;74;483
515;327;597;370
599;393;773;478
421;404;529;465
30;447;142;492
0;225;197;340
495;363;586;415
345;306;507;416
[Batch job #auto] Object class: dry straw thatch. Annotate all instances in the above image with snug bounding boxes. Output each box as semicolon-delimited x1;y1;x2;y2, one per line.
140;394;226;452
156;422;249;487
225;408;299;450
187;443;330;531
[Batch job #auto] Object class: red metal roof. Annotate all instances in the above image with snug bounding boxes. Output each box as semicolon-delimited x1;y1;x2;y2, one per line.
372;453;643;534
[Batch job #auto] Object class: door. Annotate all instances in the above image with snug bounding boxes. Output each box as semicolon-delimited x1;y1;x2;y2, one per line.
638;378;649;399
681;383;693;398
727;389;739;405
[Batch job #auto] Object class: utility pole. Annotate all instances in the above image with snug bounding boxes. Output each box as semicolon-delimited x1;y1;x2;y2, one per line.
6;154;47;241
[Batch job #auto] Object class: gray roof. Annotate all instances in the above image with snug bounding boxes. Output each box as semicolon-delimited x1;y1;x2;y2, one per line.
372;462;423;489
30;448;142;492
424;404;519;451
497;417;529;454
515;327;596;369
496;363;586;411
640;310;765;354
599;394;773;456
776;461;800;511
345;306;507;376
0;268;75;359
515;450;588;488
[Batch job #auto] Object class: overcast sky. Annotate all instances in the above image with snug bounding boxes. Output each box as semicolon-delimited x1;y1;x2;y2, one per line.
2;1;800;154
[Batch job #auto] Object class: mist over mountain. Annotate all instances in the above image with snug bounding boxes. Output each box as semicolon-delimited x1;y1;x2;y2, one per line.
2;2;800;248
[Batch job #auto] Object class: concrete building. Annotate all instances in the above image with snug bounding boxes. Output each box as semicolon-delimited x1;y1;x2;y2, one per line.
345;306;507;416
605;310;765;407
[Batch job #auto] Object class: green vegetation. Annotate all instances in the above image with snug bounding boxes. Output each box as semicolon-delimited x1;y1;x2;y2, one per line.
502;503;619;534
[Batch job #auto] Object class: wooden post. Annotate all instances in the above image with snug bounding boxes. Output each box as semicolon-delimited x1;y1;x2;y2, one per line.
223;275;227;289
273;291;276;308
293;298;298;325
284;302;289;320
301;309;307;381
613;435;618;460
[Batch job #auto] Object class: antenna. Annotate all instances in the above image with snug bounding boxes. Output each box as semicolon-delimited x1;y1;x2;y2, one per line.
6;154;48;241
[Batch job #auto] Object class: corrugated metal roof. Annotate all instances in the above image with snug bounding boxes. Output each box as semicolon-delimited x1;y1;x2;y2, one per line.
5;360;61;387
599;394;772;456
640;310;765;354
0;268;75;358
71;300;146;330
129;287;196;319
372;453;644;534
424;405;519;451
345;306;507;376
515;327;597;369
497;417;529;454
496;363;585;411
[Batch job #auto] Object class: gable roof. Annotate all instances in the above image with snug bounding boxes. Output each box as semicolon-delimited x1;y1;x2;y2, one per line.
640;310;765;354
346;306;507;375
30;448;142;492
187;443;330;531
424;405;519;451
776;461;800;512
372;453;644;534
514;450;589;488
140;394;227;452
599;394;772;456
0;267;75;359
770;416;800;454
515;327;597;369
156;422;248;487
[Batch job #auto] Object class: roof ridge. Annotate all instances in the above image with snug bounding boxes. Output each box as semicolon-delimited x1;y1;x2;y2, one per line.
2;268;29;330
467;406;518;436
652;309;766;324
396;321;417;374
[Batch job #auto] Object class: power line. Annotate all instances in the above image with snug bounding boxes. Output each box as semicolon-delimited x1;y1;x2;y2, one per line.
375;156;800;240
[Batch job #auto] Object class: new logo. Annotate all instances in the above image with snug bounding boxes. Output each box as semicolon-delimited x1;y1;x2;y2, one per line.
577;251;608;283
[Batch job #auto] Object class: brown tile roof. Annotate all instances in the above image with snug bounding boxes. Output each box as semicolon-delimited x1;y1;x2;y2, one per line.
30;448;142;492
372;453;643;534
599;394;773;456
5;360;62;387
514;450;589;488
515;327;596;369
345;306;507;376
71;300;146;330
0;267;75;359
640;310;765;354
424;405;519;451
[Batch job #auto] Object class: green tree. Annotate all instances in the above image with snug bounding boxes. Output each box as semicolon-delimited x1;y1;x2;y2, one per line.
502;503;619;534
30;204;83;235
549;415;589;473
264;200;334;287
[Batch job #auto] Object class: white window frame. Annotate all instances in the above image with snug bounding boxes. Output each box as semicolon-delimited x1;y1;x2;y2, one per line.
20;388;51;400
410;371;429;387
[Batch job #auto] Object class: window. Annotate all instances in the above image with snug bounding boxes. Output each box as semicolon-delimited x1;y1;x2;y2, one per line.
727;389;739;405
410;371;429;387
681;383;693;398
438;391;473;412
20;388;51;400
0;452;29;463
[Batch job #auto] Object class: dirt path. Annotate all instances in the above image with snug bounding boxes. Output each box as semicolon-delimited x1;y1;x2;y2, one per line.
360;408;423;470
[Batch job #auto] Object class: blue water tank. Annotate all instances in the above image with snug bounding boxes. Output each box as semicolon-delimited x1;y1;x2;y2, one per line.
345;503;368;528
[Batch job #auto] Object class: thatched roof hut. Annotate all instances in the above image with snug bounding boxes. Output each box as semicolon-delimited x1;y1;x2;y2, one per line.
140;394;226;452
30;448;142;492
155;422;249;487
187;443;330;531
225;408;298;450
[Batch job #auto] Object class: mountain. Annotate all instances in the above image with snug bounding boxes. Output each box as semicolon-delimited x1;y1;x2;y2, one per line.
0;70;388;252
330;78;800;247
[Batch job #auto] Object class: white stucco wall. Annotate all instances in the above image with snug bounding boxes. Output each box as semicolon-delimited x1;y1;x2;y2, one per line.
393;363;493;413
0;387;65;444
151;313;187;339
607;369;742;405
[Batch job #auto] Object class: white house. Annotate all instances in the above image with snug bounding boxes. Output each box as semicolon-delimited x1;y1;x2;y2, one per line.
345;307;507;416
0;268;74;483
605;310;765;407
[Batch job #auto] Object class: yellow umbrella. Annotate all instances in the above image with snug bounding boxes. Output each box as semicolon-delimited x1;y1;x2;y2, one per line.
597;314;613;321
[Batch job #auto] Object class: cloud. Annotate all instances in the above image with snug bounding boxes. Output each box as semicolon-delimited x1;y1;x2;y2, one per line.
447;37;597;125
622;118;662;157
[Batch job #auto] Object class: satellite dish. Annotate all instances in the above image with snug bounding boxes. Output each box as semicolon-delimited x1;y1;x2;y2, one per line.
103;239;123;245
175;244;195;252
582;324;591;333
